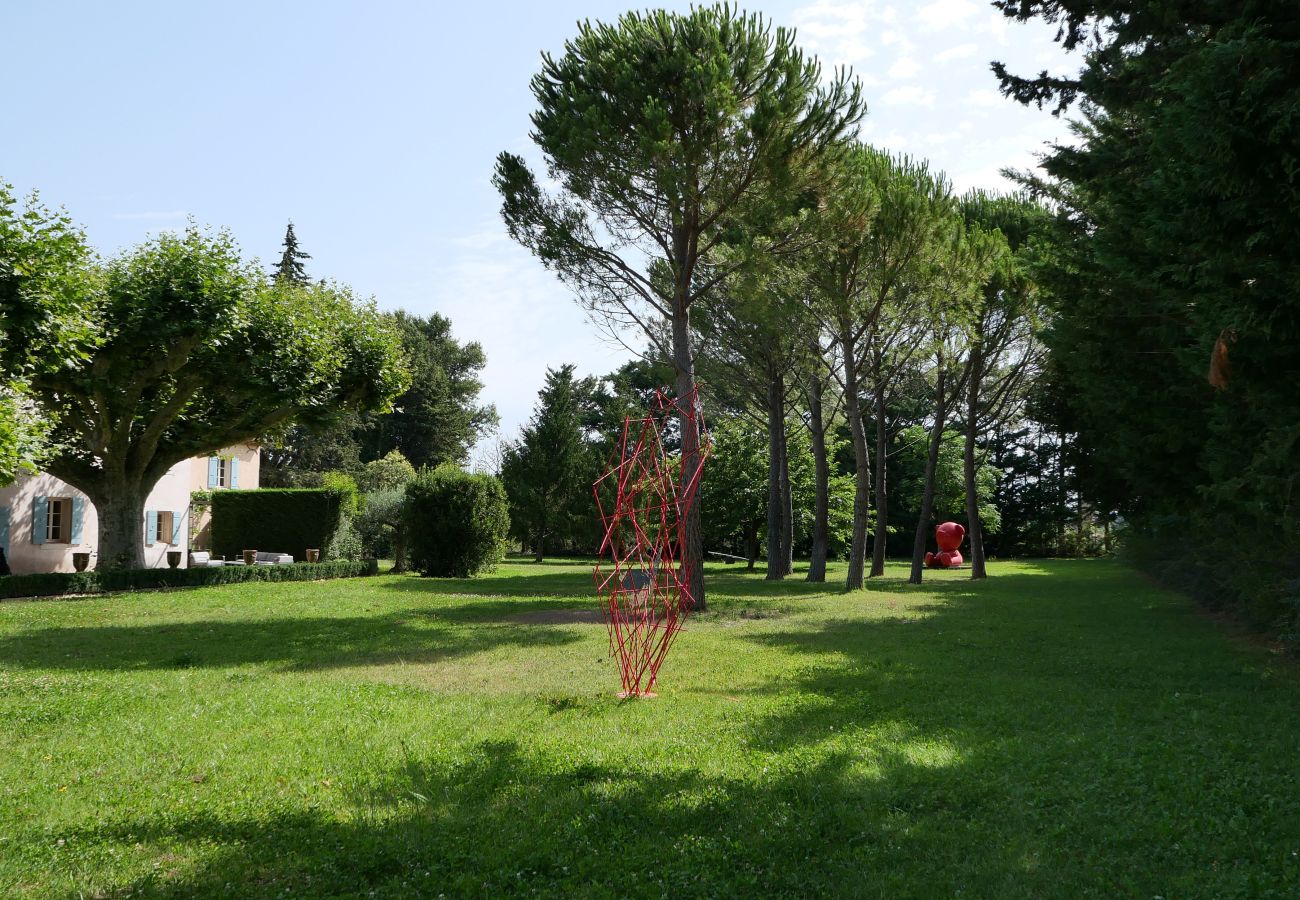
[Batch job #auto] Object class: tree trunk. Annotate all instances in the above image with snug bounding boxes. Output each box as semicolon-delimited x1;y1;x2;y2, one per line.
870;382;889;578
765;374;788;580
744;519;759;570
1056;432;1066;556
909;362;948;585
806;373;829;583
94;483;148;570
839;328;870;590
392;527;408;574
963;344;988;580
671;304;706;611
779;414;794;575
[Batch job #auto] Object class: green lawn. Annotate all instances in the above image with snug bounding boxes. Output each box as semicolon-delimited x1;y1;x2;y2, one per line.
2;559;1297;897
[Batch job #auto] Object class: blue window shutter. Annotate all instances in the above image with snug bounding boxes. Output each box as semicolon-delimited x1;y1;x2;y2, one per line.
0;507;10;557
173;510;184;545
70;496;86;545
230;458;240;489
145;510;158;546
208;457;219;488
32;496;48;545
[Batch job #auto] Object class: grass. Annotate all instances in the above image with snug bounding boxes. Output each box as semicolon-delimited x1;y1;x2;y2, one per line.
2;558;1298;898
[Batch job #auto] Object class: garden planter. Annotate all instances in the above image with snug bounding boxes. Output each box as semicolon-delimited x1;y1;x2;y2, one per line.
242;549;257;566
167;551;182;569
72;552;91;572
306;549;320;563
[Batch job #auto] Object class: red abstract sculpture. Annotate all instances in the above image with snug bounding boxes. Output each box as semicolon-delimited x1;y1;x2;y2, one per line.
593;389;709;697
925;521;966;569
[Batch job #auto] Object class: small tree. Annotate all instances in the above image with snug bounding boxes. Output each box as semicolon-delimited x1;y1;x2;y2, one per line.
405;466;509;577
358;449;417;492
500;365;587;560
0;204;409;569
272;221;311;285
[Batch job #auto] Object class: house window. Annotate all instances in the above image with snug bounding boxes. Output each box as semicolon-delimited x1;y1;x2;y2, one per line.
46;498;72;543
217;458;229;487
157;511;175;546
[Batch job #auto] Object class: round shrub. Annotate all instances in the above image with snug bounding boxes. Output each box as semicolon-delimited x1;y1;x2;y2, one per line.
404;465;509;577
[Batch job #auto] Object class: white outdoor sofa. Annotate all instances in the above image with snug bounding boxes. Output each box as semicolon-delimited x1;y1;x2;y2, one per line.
188;551;294;567
188;551;226;568
253;551;294;566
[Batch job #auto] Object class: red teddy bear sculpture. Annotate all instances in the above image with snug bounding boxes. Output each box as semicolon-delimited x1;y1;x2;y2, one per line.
924;521;965;569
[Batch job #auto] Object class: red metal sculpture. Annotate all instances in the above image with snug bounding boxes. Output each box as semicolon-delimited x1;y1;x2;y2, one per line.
925;521;966;569
593;388;709;697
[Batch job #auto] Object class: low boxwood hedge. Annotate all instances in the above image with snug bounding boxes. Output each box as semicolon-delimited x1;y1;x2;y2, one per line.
0;558;378;601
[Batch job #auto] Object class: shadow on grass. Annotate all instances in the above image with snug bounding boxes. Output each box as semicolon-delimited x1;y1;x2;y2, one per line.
67;740;1013;898
0;610;581;672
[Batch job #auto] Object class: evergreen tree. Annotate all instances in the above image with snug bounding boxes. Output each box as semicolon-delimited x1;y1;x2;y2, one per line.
993;0;1300;629
500;365;588;560
272;221;311;285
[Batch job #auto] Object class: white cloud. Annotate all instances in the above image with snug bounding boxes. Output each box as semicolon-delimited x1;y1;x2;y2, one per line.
920;131;960;146
881;85;936;108
887;56;920;79
965;87;1005;108
915;0;982;31
428;225;633;464
933;42;979;63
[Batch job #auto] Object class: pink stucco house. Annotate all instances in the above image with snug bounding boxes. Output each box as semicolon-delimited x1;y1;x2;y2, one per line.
0;443;260;574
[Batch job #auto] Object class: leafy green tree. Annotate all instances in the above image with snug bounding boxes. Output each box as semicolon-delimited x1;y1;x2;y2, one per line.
494;6;863;608
356;487;409;571
361;311;496;469
500;365;588;560
905;219;1005;585
697;418;769;567
358;449;417;492
700;416;853;566
272;221;311;285
957;192;1049;578
405;465;509;578
694;271;807;581
0;210;409;569
896;426;1000;539
802;146;957;588
0;384;51;488
993;1;1300;627
260;411;368;486
0;184;92;485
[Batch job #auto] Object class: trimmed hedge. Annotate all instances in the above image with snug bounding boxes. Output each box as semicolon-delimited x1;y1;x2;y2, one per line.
405;466;509;577
210;489;349;563
0;558;378;601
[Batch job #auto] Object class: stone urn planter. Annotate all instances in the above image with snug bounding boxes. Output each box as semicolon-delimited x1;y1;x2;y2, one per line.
242;549;257;566
306;549;321;563
167;550;182;569
72;552;91;572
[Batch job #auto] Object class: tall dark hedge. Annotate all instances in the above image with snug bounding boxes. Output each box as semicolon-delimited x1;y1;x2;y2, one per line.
210;489;348;562
404;466;509;577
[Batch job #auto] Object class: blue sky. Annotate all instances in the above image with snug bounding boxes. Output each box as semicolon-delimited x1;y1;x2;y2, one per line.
3;1;1075;464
